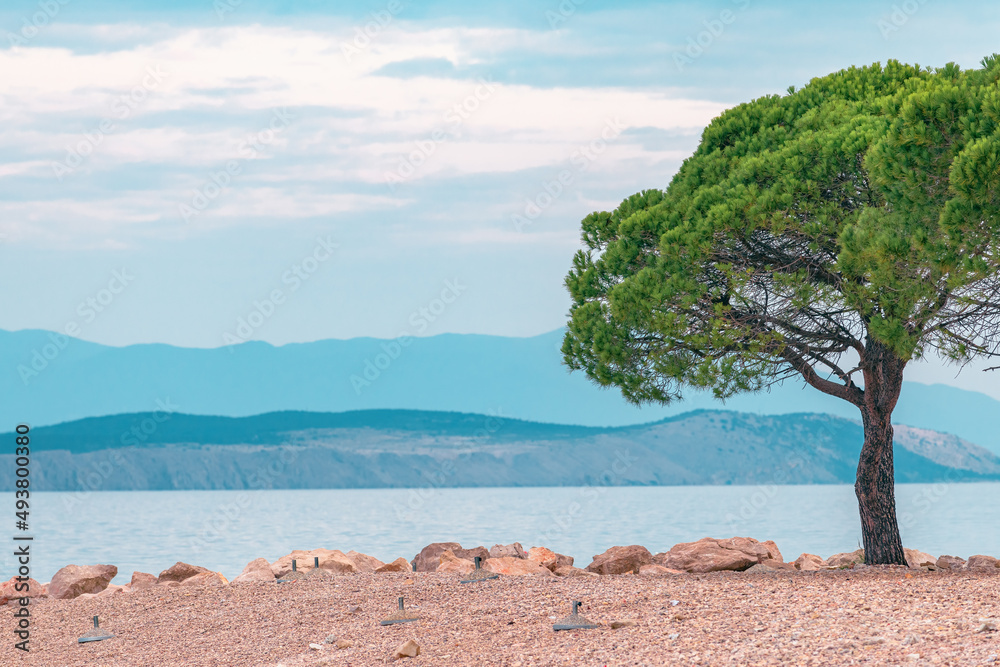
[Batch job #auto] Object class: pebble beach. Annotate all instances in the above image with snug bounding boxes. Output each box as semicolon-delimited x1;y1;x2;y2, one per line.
5;566;999;666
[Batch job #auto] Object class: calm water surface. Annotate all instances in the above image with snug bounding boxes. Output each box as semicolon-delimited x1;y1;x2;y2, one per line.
4;483;998;583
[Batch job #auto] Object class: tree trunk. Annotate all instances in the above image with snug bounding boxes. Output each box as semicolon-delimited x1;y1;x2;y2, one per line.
855;339;908;566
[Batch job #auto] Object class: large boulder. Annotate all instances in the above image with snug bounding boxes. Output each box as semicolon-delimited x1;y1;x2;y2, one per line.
825;549;865;569
158;562;210;584
129;571;158;591
179;571;228;588
527;547;573;571
586;545;653;575
436;550;476;575
968;555;1000;569
904;548;937;569
270;549;357;578
490;543;527;559
455;546;489;563
345;551;384;572
0;577;47;605
761;540;783;562
654;537;775;573
375;557;411;573
758;559;796;571
411;543;487;572
936;555;967;570
233;558;276;584
793;554;827;571
411;543;461;572
48;564;118;600
483;557;553;576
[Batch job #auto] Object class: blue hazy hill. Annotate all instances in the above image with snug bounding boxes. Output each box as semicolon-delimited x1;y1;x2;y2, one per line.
2;328;998;454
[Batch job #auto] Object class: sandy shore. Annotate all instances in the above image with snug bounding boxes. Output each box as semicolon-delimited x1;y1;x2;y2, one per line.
4;568;998;666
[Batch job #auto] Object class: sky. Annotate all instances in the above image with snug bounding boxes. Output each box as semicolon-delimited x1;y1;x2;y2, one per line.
1;0;999;397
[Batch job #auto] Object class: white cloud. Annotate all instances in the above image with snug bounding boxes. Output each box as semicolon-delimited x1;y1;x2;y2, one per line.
0;23;727;244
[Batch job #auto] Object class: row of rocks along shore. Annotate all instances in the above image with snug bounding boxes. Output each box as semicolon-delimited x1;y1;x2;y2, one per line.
4;537;999;666
6;536;1000;603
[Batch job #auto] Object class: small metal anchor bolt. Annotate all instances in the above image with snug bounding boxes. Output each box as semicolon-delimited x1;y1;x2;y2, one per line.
553;601;601;631
78;615;115;643
460;556;499;584
278;559;308;583
380;596;420;626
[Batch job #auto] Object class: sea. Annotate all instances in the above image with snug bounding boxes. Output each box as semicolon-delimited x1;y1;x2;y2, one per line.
4;483;999;583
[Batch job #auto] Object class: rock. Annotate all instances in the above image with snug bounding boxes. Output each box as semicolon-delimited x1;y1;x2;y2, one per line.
968;555;1000;569
490;543;527;559
129;571;158;591
936;555;967;570
654;537;774;573
375;557;412;573
0;577;47;604
97;584;127;598
761;540;783;562
527;547;556;570
793;554;827;571
309;643;324;650
233;558;276;584
528;546;572;571
484;557;554;576
345;551;384;572
610;619;637;629
436;550;476;575
179;571;228;588
586;545;653;575
758;559;795;571
411;542;461;572
393;639;420;659
638;564;684;576
157;562;209;584
553;565;599;578
411;543;487;572
904;548;937;569
270;549;357;578
48;564;118;600
335;639;353;649
824;549;865;569
454;546;489;563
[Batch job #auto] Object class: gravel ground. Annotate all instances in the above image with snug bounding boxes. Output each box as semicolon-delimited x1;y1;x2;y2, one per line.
3;568;998;666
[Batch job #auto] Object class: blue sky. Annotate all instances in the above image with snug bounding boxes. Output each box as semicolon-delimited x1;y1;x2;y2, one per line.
1;0;999;396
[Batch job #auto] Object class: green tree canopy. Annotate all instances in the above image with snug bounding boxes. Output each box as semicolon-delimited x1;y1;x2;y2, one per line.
563;57;1000;564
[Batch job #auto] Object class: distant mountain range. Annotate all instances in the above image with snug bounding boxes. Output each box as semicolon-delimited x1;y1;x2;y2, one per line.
3;327;999;454
2;409;998;491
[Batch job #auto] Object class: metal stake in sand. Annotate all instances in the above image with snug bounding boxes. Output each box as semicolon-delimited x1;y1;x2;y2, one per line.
379;597;420;626
460;556;499;584
78;616;115;643
553;601;600;631
277;559;308;583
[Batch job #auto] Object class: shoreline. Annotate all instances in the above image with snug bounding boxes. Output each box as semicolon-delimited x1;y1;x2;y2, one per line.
5;568;999;666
